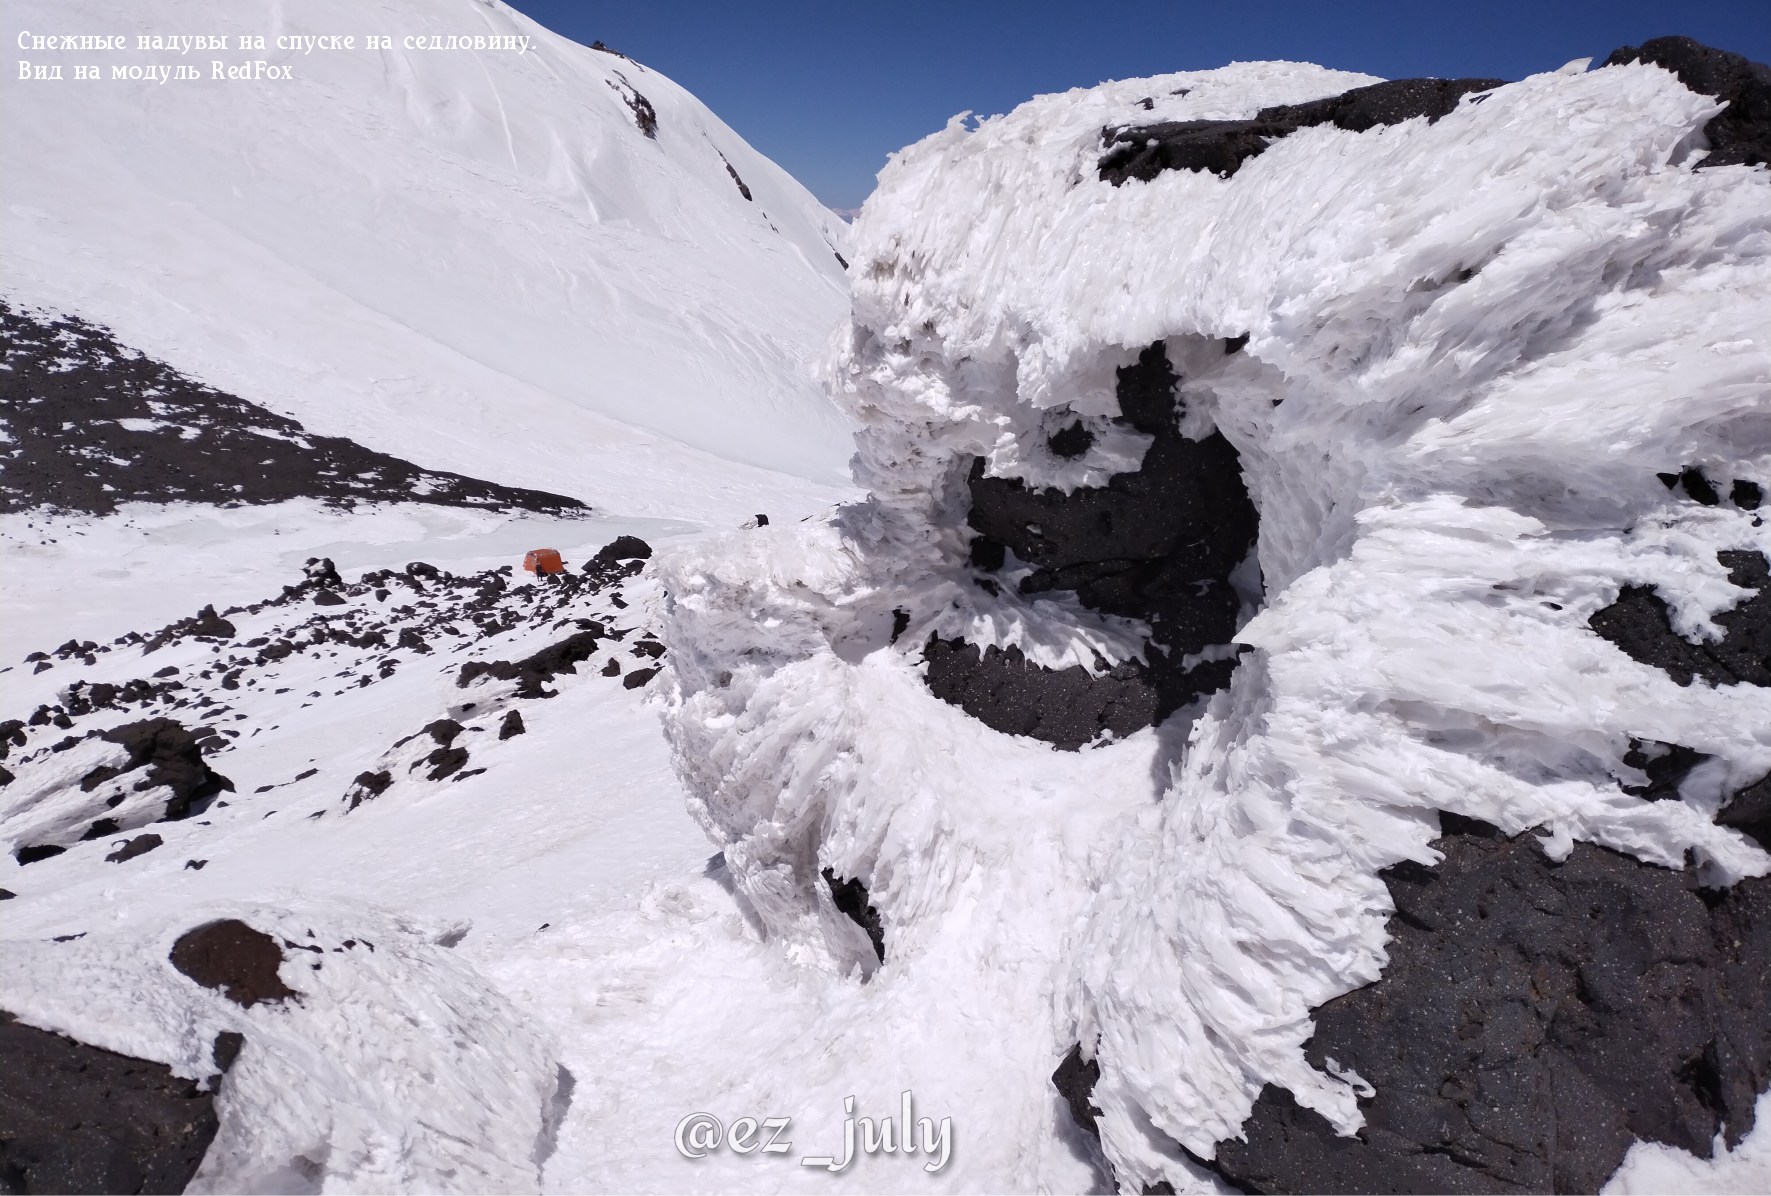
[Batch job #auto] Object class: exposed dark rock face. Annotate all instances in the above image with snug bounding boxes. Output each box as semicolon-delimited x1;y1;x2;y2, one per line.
718;152;754;201
498;710;526;740
928;343;1256;747
96;718;235;819
1209;815;1771;1195
1603;36;1771;168
1589;550;1770;687
823;868;885;962
924;638;1160;751
606;72;657;138
0;303;588;517
622;667;659;689
1100;77;1507;185
168;919;295;1008
1051;813;1771;1192
0;1011;222;1194
1052;1043;1102;1137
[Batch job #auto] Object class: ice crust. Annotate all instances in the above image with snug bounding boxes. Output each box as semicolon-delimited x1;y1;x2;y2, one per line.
661;58;1771;1191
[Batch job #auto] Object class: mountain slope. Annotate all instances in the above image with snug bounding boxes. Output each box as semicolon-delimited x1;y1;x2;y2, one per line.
2;0;856;496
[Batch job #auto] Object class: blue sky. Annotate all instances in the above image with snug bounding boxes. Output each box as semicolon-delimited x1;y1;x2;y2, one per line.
502;1;1771;210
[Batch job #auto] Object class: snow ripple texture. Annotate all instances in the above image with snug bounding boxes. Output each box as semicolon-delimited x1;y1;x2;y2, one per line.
660;59;1771;1191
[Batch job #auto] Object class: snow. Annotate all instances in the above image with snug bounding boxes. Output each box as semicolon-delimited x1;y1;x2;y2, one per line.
2;0;858;494
4;16;1770;1195
660;55;1771;1194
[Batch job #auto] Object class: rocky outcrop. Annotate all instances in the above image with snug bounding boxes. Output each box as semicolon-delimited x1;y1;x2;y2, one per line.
1099;77;1508;184
0;1012;232;1194
1603;36;1771;168
1099;35;1769;189
926;343;1256;747
1209;816;1771;1194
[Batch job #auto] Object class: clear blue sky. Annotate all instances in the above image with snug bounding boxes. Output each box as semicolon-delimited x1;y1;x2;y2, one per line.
502;1;1770;210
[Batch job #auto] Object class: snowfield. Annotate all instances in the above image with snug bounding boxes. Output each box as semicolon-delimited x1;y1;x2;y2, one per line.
3;5;1770;1194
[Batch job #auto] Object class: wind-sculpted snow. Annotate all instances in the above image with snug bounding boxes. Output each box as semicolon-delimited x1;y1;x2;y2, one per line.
661;50;1771;1192
1;902;561;1193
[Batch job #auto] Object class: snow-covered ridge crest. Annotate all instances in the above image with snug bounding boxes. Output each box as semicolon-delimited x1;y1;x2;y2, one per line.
662;51;1771;1191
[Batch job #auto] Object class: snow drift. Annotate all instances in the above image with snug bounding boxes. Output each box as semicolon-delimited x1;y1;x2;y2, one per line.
661;48;1771;1192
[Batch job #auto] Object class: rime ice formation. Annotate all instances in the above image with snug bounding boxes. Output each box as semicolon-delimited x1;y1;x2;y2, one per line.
661;46;1771;1193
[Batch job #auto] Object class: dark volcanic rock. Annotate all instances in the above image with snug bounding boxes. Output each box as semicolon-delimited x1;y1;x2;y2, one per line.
1100;77;1507;184
1589;550;1771;687
498;709;525;740
1720;771;1771;851
1603;36;1771;168
168;919;295;1008
104;833;163;864
595;536;653;562
925;637;1159;751
1210;815;1771;1194
0;303;590;517
0;1010;221;1194
823;868;885;962
1052;1043;1103;1137
98;718;234;820
457;628;604;698
346;769;392;811
929;343;1255;746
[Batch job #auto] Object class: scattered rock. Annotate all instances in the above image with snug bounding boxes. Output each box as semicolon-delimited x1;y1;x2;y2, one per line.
0;303;591;517
924;637;1159;751
622;667;659;690
104;833;163;864
0;1010;221;1194
168;919;295;1008
499;710;525;740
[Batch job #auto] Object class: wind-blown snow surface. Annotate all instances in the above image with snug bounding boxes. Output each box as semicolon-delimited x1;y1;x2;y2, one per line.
660;57;1771;1192
2;0;855;496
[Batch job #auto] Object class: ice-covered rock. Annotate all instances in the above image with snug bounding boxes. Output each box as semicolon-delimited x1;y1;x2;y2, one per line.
661;42;1771;1193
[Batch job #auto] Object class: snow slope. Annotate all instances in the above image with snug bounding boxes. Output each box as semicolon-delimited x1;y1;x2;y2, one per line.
659;54;1771;1193
2;0;856;498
